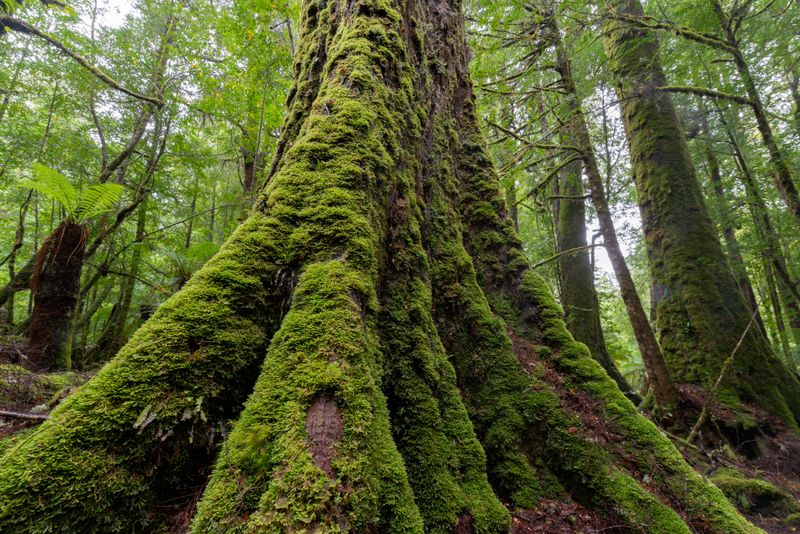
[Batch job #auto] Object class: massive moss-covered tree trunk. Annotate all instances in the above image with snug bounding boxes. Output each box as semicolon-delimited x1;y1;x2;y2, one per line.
601;0;800;430
0;0;763;531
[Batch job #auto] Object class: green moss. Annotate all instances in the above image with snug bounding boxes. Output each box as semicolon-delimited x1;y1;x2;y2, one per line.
0;214;280;532
193;0;503;529
785;512;800;525
711;469;800;515
425;159;546;509
378;169;508;531
192;261;422;533
446;62;762;531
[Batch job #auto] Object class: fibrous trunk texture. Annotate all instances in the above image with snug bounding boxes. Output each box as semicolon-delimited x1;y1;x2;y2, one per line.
601;0;800;429
27;220;88;370
0;0;761;532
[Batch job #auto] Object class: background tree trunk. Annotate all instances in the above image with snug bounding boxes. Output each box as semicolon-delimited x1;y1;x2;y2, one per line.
601;0;800;429
552;152;634;397
27;221;87;370
546;12;676;410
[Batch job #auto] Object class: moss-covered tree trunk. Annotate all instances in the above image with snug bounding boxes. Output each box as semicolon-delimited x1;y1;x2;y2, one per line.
551;148;634;398
545;10;676;410
0;0;764;532
601;0;800;430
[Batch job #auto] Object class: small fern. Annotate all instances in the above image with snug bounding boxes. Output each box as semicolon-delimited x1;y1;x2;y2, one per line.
19;164;123;223
75;183;125;222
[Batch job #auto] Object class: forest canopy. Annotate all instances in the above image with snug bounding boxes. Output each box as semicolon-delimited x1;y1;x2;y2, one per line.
0;0;799;532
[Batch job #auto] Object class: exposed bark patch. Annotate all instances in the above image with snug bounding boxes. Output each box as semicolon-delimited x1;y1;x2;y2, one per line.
305;395;343;478
454;512;473;534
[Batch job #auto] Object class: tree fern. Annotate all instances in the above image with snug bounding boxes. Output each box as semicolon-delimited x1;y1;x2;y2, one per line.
19;164;123;223
74;183;124;222
19;164;78;216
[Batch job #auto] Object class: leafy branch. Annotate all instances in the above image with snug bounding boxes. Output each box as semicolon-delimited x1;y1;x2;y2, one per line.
0;15;163;106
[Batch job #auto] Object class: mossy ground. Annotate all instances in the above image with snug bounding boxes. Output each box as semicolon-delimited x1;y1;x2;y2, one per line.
710;468;800;516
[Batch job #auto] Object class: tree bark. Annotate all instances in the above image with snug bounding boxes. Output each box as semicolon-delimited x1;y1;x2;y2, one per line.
27;221;88;370
601;0;800;428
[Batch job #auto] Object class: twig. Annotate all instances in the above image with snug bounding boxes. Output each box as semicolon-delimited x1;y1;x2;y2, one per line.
0;410;48;421
686;302;762;444
0;15;163;106
531;244;604;269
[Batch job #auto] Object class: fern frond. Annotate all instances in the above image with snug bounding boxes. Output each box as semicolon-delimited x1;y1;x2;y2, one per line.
74;183;124;222
18;164;79;216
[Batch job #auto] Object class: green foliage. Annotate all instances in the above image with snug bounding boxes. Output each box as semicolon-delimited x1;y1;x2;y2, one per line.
18;164;123;223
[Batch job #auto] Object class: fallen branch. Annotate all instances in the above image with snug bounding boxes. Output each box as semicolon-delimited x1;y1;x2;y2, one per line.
0;410;48;421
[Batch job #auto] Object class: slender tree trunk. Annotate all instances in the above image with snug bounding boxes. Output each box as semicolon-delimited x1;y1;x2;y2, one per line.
0;0;759;532
547;13;676;409
766;261;795;366
709;0;800;225
3;193;31;326
551;142;635;397
719;106;800;347
184;176;198;250
89;201;148;363
790;71;800;134
601;0;800;428
700;114;765;336
506;180;519;232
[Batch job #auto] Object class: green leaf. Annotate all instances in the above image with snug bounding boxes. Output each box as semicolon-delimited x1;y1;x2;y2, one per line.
19;164;79;216
74;183;124;223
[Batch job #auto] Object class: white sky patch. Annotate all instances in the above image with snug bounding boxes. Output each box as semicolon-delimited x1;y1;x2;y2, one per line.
97;0;134;29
